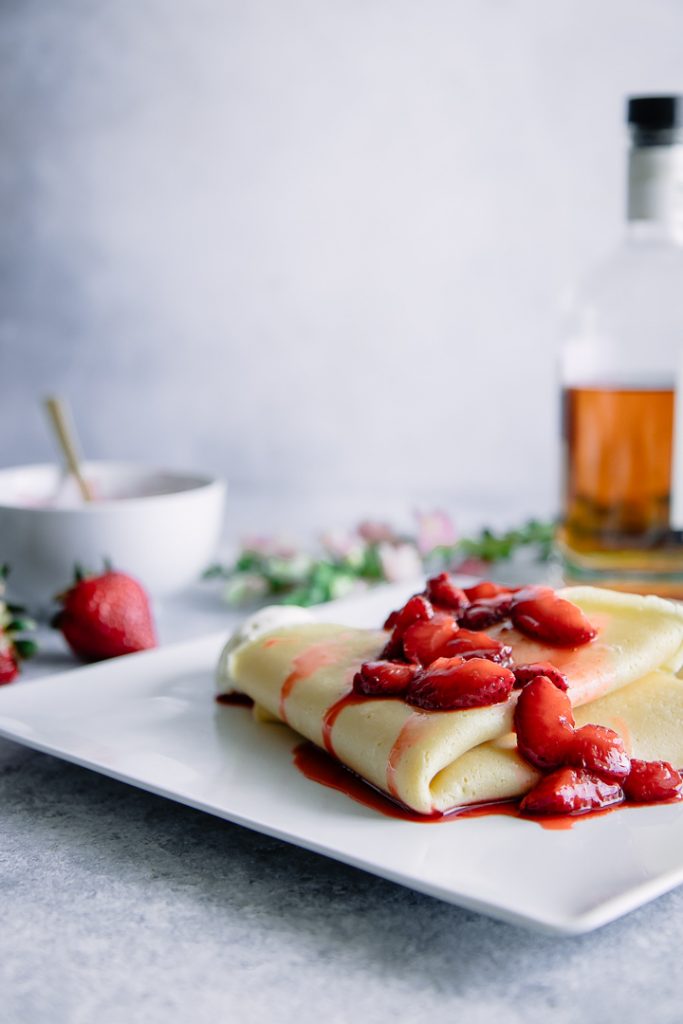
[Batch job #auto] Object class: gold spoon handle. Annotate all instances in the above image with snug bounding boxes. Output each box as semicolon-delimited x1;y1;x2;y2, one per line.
44;396;94;503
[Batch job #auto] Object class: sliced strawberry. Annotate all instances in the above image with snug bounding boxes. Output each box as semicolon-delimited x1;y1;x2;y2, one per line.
513;662;569;692
566;724;631;782
383;609;400;631
402;614;459;666
459;594;514;630
623;759;683;803
382;594;433;634
463;582;511;601
514;675;575;771
406;656;515;711
511;584;554;600
0;649;19;685
380;632;405;661
520;767;623;816
426;573;468;612
381;594;435;659
440;628;512;665
353;660;419;697
510;591;596;647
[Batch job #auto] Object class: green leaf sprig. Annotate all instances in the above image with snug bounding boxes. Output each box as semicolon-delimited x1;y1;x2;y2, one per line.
431;519;555;567
204;514;555;608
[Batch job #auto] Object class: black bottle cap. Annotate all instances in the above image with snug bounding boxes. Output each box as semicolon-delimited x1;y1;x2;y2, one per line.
627;95;683;130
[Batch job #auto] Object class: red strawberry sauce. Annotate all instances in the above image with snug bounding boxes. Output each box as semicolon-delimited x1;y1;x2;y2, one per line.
279;643;342;720
216;692;254;707
293;740;435;822
291;741;679;829
386;714;432;801
322;691;367;754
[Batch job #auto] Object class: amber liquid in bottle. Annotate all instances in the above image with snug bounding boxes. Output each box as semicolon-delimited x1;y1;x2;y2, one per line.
558;98;683;594
559;385;683;594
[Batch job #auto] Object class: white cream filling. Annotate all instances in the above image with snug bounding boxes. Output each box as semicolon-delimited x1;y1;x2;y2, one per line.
215;605;314;693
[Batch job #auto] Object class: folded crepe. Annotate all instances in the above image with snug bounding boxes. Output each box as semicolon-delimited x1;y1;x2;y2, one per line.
217;587;683;815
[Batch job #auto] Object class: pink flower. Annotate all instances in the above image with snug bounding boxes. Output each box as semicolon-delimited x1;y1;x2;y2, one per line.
377;542;423;583
357;520;400;544
320;530;364;562
452;556;488;577
415;509;456;555
241;535;299;559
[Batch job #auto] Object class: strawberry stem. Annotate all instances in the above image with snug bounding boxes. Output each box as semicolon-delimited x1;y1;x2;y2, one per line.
14;639;38;660
7;617;37;634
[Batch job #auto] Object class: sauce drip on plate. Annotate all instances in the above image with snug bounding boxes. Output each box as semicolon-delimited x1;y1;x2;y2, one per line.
292;740;629;830
216;692;254;708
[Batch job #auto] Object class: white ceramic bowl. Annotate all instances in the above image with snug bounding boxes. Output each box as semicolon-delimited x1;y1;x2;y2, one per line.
0;462;226;607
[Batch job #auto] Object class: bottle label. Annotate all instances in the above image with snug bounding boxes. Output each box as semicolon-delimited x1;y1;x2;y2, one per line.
628;146;683;235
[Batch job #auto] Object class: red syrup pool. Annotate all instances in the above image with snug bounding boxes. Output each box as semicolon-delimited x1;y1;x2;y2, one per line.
216;692;255;708
291;741;632;830
292;740;439;822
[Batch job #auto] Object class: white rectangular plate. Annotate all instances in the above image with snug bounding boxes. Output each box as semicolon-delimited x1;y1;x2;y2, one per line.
2;583;683;935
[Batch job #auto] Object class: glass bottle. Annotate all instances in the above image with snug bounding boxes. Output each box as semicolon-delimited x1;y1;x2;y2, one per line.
558;95;683;596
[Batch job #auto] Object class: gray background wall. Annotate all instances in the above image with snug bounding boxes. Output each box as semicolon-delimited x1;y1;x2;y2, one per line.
1;0;681;524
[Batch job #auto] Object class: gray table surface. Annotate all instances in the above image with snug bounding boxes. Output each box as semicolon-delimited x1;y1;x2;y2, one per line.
3;582;683;1024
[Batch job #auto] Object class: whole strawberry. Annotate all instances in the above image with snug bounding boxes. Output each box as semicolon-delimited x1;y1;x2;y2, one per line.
0;649;19;684
0;565;38;683
53;566;157;662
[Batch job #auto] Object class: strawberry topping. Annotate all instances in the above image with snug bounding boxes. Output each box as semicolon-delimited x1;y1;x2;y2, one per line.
514;675;575;771
381;594;435;659
623;759;683;803
565;724;631;782
406;656;515;711
402;614;459;666
463;582;511;601
426;573;468;612
440;628;512;666
520;767;624;816
459;594;514;631
510;590;597;647
513;662;569;691
383;610;400;631
353;660;419;697
388;594;434;634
